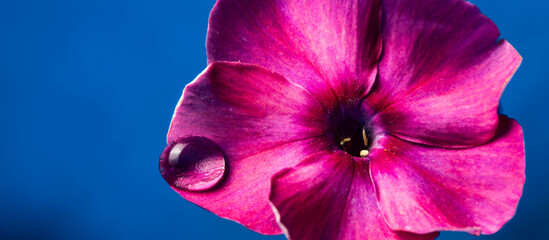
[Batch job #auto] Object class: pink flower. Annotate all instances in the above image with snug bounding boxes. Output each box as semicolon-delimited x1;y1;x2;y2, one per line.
160;0;525;239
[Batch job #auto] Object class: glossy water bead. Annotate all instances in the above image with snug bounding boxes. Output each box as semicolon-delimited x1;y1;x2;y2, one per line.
159;136;226;191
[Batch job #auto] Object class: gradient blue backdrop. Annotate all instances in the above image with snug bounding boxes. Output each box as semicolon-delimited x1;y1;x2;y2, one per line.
1;0;547;239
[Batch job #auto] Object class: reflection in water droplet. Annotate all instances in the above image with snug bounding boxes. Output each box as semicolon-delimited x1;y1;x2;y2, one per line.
159;136;225;191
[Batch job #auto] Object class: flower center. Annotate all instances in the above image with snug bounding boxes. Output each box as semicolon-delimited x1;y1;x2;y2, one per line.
335;116;370;157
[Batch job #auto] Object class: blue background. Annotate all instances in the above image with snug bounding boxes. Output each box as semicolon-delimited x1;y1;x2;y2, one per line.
1;0;547;239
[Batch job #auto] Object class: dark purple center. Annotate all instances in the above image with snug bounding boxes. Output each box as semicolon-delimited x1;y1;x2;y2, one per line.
331;105;372;157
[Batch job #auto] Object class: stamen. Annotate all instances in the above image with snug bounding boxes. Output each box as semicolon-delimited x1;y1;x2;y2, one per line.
359;128;370;157
362;128;368;148
340;137;351;146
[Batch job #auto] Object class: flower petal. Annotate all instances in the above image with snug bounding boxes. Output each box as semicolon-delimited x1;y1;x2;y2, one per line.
207;0;382;105
369;116;525;235
366;0;521;147
269;151;439;240
168;61;331;234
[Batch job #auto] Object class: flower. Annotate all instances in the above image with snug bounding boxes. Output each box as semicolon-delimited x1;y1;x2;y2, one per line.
161;0;525;239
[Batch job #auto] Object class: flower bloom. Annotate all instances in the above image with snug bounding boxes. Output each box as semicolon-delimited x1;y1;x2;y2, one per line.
161;0;525;239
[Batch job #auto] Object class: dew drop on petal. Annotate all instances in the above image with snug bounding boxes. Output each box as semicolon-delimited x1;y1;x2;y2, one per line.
159;136;225;191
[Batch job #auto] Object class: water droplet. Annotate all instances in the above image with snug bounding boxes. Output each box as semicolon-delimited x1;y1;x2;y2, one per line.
159;136;225;191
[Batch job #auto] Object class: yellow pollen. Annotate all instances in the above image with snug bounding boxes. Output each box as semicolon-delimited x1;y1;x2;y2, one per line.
339;137;351;146
362;128;368;148
360;150;369;157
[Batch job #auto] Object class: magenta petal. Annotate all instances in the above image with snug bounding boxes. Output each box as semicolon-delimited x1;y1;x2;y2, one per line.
269;151;439;240
169;61;328;160
168;62;332;234
369;116;525;235
367;0;521;147
207;0;382;104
